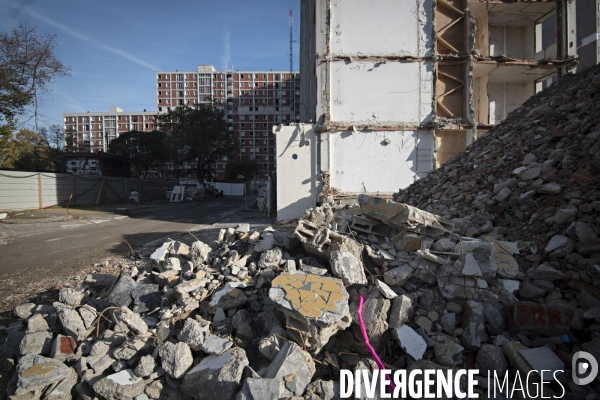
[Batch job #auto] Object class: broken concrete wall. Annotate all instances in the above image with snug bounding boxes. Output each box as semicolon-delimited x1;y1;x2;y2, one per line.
275;124;319;221
329;130;434;193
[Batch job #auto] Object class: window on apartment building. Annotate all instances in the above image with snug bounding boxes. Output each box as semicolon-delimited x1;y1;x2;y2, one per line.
263;74;267;79
157;74;161;79
241;123;245;128
221;91;225;95
240;74;244;79
185;91;189;95
194;83;197;87
240;82;244;87
185;82;190;87
158;107;162;112
240;99;244;103
220;74;225;79
166;99;171;104
263;123;268;128
263;99;267;104
166;83;170;88
241;140;245;144
263;83;267;87
158;91;162;96
194;99;198;104
177;83;183;89
166;74;170;79
220;82;225;87
274;74;281;80
177;74;184;81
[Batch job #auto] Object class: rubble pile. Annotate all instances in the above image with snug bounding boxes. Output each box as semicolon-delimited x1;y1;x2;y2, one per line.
5;67;600;399
396;64;600;246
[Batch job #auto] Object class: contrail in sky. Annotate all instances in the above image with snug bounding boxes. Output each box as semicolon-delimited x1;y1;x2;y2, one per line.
1;0;161;71
222;29;231;70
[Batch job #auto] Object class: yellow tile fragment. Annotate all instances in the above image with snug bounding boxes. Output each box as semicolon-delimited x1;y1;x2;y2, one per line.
314;296;326;310
320;279;343;294
327;292;345;305
299;290;316;302
305;274;320;283
285;289;300;300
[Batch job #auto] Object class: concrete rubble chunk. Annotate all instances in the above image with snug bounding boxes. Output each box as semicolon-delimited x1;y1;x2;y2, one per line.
375;279;397;299
131;284;161;313
254;232;275;252
201;334;233;355
113;308;148;335
358;194;454;238
537;182;562;194
181;348;249;400
460;300;487;350
15;303;37;319
134;354;156;378
396;325;426;361
294;219;363;259
304;380;341;400
15;353;71;396
383;264;413;286
177;317;210;351
476;344;508;376
107;274;137;307
330;251;367;286
54;302;88;341
158;341;193;379
93;369;147;400
78;304;97;329
269;272;351;354
27;313;50;332
237;377;283;400
59;287;86;306
191;240;213;264
19;331;53;356
263;341;316;397
434;338;464;366
526;265;565;281
258;247;283;270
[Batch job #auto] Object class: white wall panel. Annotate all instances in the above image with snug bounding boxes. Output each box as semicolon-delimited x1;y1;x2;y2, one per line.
330;61;433;124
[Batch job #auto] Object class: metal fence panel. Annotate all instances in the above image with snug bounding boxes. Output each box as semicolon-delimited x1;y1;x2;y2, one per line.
0;171;40;210
0;171;181;211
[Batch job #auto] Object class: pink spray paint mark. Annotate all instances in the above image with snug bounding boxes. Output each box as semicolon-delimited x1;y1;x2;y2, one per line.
357;293;395;393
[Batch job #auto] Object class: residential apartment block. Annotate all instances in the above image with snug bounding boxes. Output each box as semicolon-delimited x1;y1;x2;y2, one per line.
156;64;300;179
63;65;300;181
63;106;160;154
276;0;579;220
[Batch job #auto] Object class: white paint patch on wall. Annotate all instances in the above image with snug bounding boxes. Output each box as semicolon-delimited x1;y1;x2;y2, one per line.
329;130;433;193
330;61;433;124
330;0;433;57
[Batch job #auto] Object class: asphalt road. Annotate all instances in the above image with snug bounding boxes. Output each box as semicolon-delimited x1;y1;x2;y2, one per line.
0;197;270;283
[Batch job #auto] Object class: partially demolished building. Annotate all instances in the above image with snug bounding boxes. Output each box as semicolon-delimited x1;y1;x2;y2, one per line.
276;0;577;220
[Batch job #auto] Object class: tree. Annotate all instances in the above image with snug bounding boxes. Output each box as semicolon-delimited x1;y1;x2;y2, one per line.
108;130;166;178
224;156;260;180
0;20;70;129
157;104;238;181
38;124;66;172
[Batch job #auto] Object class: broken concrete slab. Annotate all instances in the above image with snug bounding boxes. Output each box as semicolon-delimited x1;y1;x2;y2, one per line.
181;348;249;400
358;195;454;238
177;317;210;351
14;353;71;396
263;341;316;397
50;334;77;362
395;325;426;361
269;272;351;354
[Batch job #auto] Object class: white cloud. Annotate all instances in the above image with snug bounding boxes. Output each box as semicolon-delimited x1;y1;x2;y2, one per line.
1;0;161;71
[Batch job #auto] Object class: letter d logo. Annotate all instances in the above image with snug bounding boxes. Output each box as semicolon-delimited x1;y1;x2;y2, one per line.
573;351;598;385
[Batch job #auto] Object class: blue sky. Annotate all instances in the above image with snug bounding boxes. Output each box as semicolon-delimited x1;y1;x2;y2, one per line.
0;0;301;130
